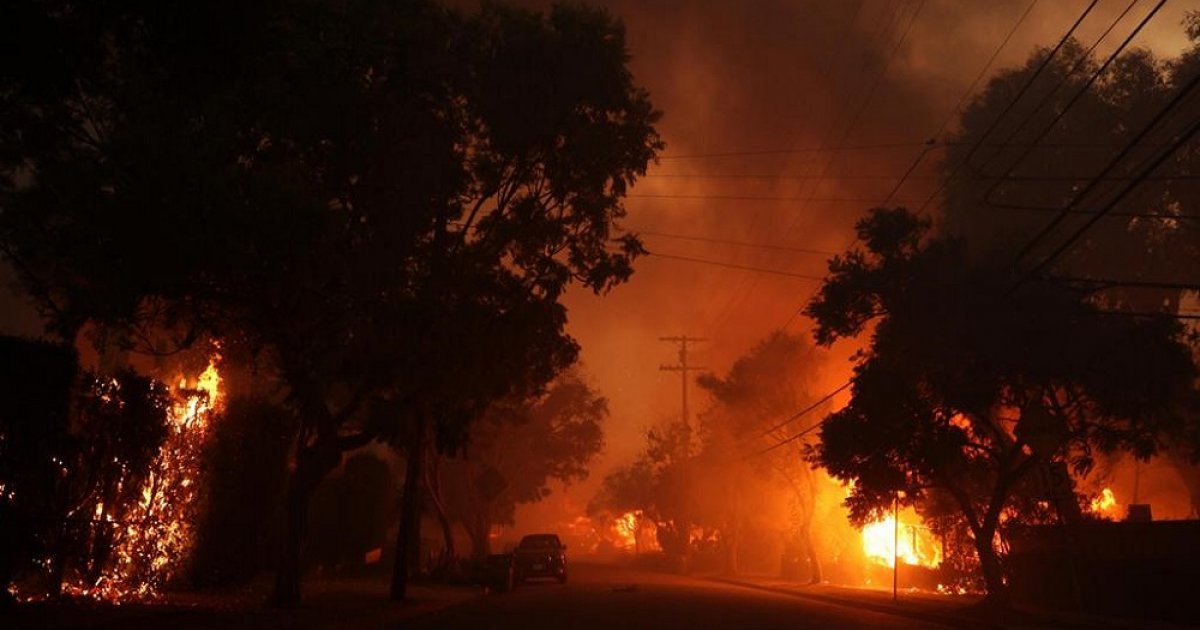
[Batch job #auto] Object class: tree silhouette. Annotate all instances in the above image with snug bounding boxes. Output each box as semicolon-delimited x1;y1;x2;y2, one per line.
940;34;1200;312
805;208;1196;601
435;371;606;559
1;0;659;604
696;332;828;581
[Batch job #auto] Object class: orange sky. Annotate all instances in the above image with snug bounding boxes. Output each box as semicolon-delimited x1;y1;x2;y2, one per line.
541;0;1197;523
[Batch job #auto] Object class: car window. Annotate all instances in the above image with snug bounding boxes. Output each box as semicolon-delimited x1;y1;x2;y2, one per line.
518;535;560;550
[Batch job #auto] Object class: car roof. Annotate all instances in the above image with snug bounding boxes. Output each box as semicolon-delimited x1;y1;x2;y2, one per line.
519;533;562;544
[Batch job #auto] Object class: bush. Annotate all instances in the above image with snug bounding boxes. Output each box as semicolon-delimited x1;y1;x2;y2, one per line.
188;397;295;588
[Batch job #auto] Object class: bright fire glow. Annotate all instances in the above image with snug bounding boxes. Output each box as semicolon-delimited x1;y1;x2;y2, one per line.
613;511;639;548
66;357;223;601
861;512;942;569
1089;487;1119;518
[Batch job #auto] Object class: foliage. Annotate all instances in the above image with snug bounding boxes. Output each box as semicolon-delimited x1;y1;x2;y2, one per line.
189;396;295;588
805;208;1197;597
592;419;696;559
939;36;1200;312
439;371;606;557
0;0;660;603
308;452;397;573
695;331;828;578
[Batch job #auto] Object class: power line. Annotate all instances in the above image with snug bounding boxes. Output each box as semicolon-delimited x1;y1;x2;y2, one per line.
1013;66;1200;273
1022;110;1200;279
929;0;1042;143
982;0;1163;210
655;139;1178;162
746;382;851;458
753;381;852;440
1048;276;1200;293
657;141;937;160
777;0;1046;330
916;0;1101;216
644;172;1200;183
629;193;928;204
626;228;837;256
702;1;870;339
640;250;825;281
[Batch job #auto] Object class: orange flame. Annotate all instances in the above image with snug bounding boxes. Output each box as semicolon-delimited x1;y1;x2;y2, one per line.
861;511;942;569
1089;487;1118;518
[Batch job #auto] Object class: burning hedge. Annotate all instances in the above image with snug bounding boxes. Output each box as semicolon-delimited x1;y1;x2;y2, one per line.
0;342;222;602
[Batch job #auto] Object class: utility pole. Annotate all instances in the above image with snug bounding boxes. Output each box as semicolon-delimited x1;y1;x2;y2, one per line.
658;336;708;434
659;335;707;575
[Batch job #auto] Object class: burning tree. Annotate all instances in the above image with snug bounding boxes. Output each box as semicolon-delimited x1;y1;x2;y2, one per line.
0;0;659;606
806;208;1197;602
0;334;221;601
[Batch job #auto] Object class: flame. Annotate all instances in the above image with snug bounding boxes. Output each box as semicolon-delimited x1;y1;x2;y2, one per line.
861;511;942;569
1089;487;1119;518
613;511;639;548
64;356;223;602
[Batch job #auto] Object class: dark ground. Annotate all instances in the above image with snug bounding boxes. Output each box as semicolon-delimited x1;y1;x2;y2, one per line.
4;562;1183;629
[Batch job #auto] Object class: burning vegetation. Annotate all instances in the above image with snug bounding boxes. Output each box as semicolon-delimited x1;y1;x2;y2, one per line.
3;354;222;602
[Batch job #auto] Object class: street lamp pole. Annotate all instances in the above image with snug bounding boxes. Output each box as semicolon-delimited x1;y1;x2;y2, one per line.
893;492;899;602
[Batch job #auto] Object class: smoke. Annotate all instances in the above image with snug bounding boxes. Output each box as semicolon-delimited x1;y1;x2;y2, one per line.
532;0;1197;533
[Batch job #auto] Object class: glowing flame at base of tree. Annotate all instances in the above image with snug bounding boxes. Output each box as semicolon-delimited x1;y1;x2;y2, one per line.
860;511;942;569
66;359;222;601
1089;487;1119;519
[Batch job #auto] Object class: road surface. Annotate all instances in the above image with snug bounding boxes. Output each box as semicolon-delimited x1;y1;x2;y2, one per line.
8;563;959;629
409;562;951;629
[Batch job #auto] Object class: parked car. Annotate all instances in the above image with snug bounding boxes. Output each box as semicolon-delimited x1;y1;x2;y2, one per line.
513;533;568;584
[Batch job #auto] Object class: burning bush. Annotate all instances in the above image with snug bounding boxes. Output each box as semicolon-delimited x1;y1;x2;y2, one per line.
1;351;222;602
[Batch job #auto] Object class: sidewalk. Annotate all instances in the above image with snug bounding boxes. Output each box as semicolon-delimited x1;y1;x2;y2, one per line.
709;574;1188;629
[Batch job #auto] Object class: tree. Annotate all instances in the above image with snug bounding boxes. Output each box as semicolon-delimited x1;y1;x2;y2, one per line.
0;0;659;604
436;371;606;559
805;208;1196;601
696;331;828;580
940;34;1200;312
189;397;295;588
592;419;697;565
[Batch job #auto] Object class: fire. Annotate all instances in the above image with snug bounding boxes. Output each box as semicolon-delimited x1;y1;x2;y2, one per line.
600;510;657;553
613;511;639;548
1089;487;1119;518
68;357;223;601
861;510;942;569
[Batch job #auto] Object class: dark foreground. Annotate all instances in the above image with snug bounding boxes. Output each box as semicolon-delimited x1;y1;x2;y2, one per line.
4;563;960;630
409;563;950;630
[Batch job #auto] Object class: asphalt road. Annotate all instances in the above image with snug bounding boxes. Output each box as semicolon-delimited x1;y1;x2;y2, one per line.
408;562;951;629
6;563;959;629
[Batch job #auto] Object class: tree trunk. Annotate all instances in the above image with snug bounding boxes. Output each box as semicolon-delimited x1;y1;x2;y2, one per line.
723;515;738;575
468;510;491;559
390;416;426;601
424;455;456;569
800;522;822;584
271;438;338;607
973;523;1007;604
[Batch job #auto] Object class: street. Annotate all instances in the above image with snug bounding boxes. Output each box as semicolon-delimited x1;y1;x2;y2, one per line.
408;563;951;630
6;563;963;630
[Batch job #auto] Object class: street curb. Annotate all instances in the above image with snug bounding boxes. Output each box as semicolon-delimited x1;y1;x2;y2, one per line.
707;577;998;629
